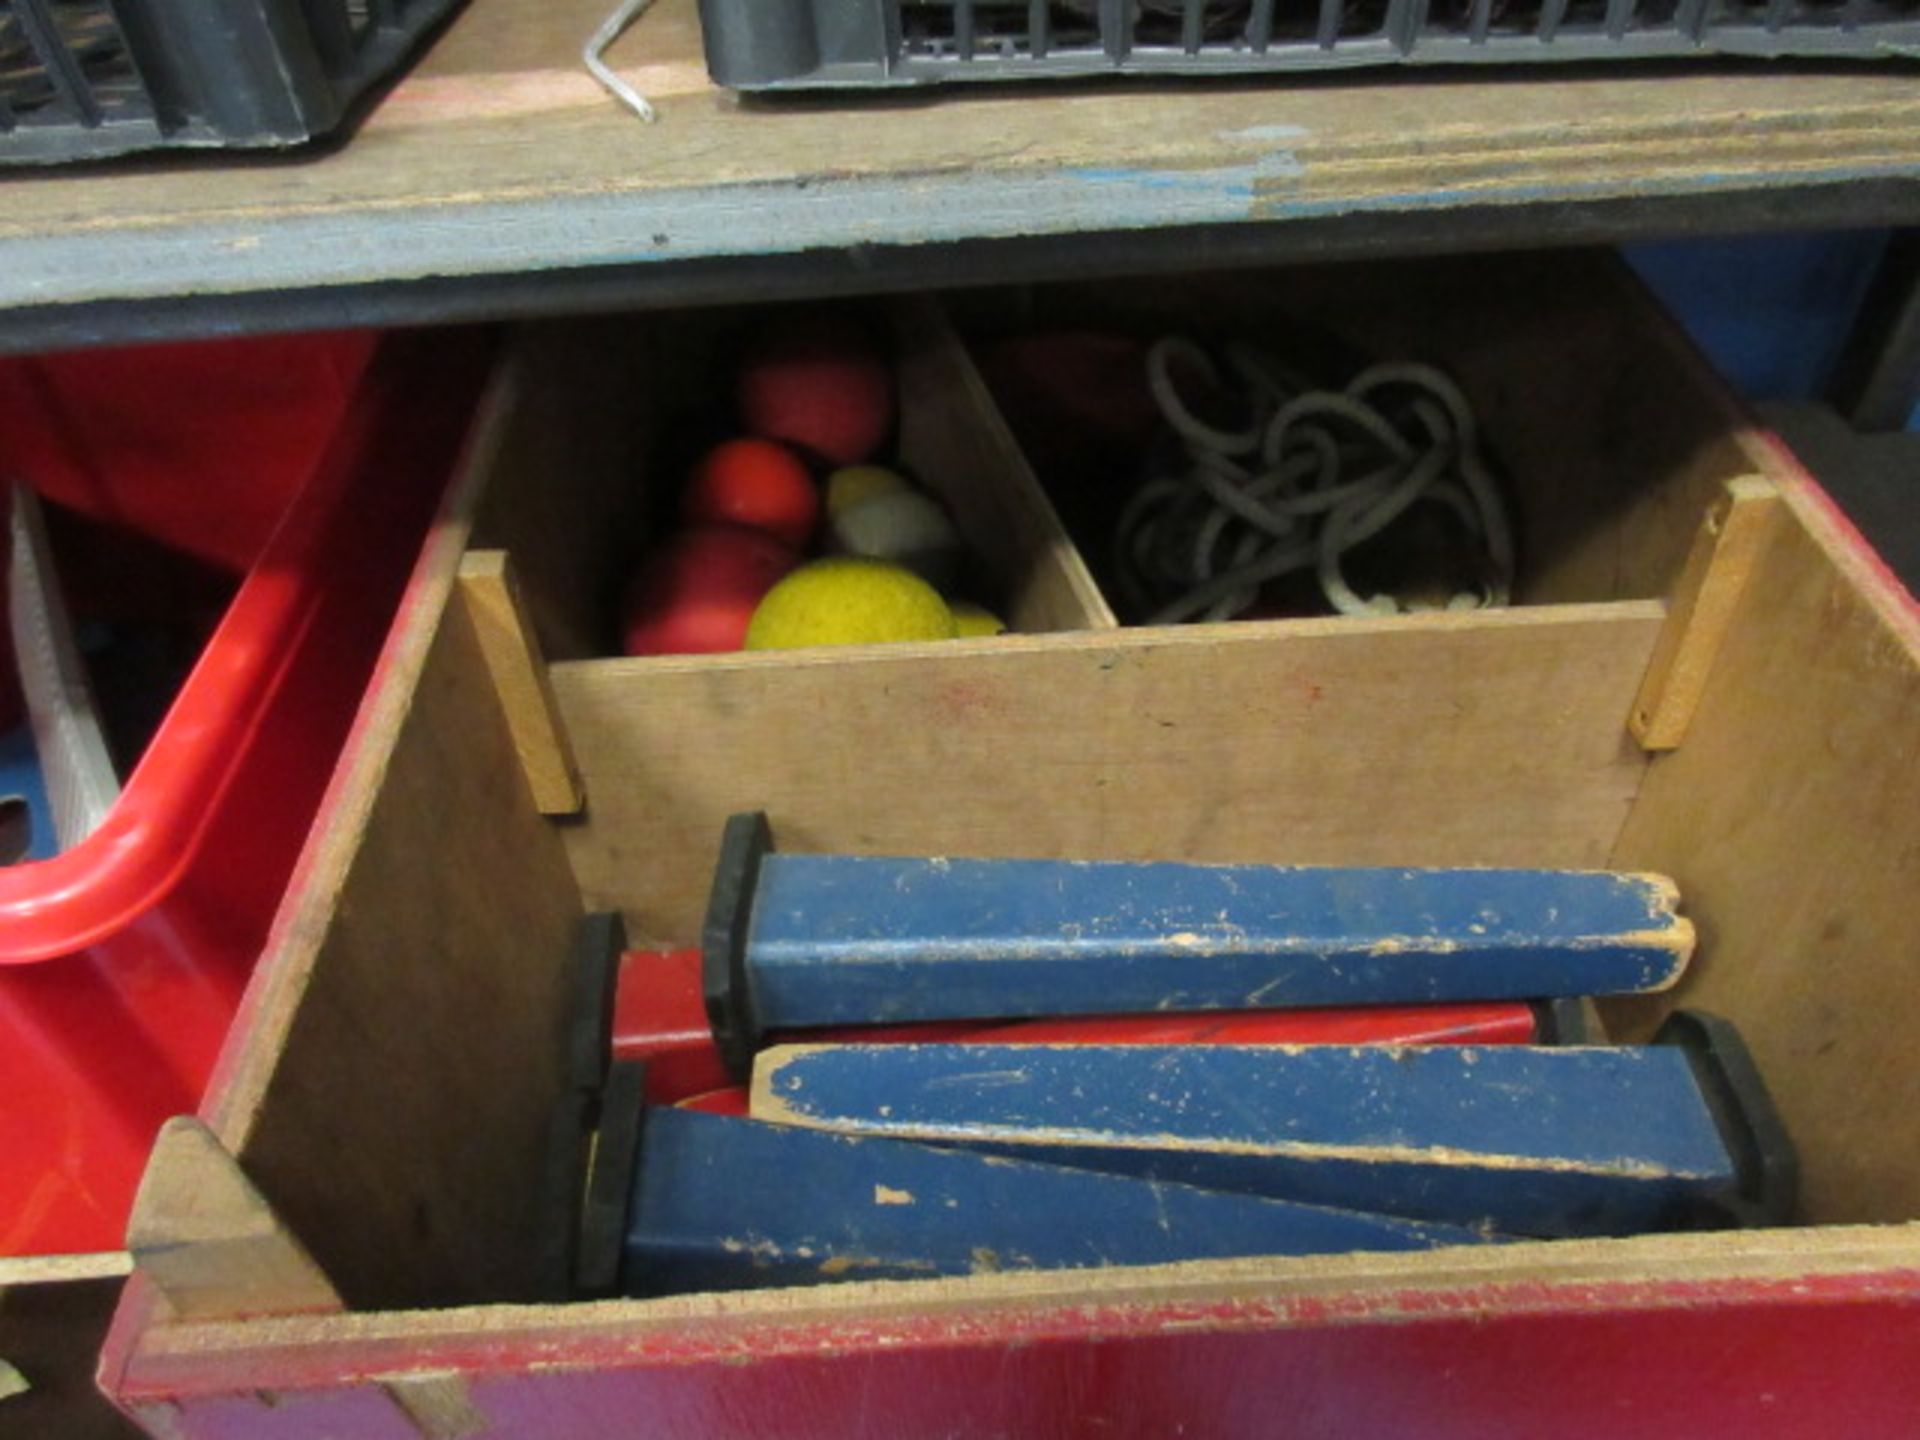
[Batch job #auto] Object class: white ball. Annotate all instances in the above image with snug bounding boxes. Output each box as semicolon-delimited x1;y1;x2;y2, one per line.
827;489;963;591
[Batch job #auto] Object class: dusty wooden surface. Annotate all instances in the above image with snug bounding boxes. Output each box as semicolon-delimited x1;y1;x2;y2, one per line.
126;1120;342;1323
4;0;1920;319
552;604;1665;944
1629;477;1783;750
1607;466;1920;1226
457;551;585;814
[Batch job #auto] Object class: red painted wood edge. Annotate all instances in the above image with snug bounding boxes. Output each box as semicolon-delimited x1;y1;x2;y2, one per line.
108;1265;1920;1440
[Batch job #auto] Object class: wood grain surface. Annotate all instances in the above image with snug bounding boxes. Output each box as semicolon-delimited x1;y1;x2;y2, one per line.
1607;468;1920;1227
551;604;1665;944
3;0;1920;312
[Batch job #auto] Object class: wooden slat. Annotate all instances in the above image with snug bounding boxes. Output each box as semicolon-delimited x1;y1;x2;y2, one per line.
112;1227;1920;1401
0;1252;131;1286
465;322;658;662
1629;477;1782;750
457;551;584;814
753;1041;1738;1237
126;1120;342;1323
1607;476;1920;1225
7;0;1920;317
895;297;1116;634
203;576;586;1310
552;604;1664;943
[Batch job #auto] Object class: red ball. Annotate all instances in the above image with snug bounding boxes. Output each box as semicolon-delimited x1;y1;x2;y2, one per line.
682;438;819;549
621;525;797;656
736;313;893;467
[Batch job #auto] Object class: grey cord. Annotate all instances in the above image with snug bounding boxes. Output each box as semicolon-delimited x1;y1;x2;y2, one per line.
1119;337;1515;623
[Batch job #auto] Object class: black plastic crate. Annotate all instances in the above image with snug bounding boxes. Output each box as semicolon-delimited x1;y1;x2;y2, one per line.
0;0;462;166
697;0;1920;88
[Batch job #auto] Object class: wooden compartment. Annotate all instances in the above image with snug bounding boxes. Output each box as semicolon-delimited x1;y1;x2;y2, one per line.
466;298;1110;675
99;256;1920;1439
950;251;1768;621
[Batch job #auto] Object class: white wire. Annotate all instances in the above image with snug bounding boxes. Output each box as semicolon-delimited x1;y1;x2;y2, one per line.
585;0;661;124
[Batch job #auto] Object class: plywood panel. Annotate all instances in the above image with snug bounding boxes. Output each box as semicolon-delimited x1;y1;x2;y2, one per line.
895;298;1114;633
958;252;1766;612
1608;479;1920;1225
220;603;585;1311
7;0;1920;315
552;604;1663;944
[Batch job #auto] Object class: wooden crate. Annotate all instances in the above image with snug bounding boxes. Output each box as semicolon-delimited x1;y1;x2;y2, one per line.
99;256;1920;1439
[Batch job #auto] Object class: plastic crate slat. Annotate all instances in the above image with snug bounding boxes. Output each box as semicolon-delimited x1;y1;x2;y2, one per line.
700;0;1920;89
100;0;188;130
1385;0;1427;50
1246;0;1275;48
4;0;460;165
12;0;102;126
1180;0;1203;51
304;0;358;69
1313;0;1339;46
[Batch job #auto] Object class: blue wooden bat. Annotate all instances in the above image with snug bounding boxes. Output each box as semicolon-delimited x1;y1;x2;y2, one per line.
751;1034;1783;1238
703;812;1694;1075
621;1107;1501;1296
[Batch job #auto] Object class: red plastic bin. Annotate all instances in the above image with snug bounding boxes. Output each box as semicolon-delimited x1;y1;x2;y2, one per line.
0;330;488;1259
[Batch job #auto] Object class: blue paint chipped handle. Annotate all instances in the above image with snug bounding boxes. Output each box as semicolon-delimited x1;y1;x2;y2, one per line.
702;812;1694;1077
749;1015;1793;1239
620;1107;1499;1297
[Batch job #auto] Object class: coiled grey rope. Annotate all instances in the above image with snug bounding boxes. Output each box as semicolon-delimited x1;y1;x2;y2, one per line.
1120;337;1515;625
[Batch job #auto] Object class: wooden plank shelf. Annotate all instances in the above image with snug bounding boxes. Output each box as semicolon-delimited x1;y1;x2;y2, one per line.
3;0;1920;347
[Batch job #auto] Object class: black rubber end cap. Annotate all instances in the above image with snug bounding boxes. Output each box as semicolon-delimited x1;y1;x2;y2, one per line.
1656;1009;1799;1230
577;1061;649;1298
567;911;628;1093
702;811;774;1082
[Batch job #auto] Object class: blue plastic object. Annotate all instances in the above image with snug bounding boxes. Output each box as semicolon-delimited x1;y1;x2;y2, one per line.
0;726;54;863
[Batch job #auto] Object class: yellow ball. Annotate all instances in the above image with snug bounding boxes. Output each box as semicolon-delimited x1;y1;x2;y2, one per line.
950;601;1007;638
825;465;910;519
746;557;957;650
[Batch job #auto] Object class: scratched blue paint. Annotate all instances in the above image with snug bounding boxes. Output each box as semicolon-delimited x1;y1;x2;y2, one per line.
1071;151;1304;197
743;856;1688;1028
756;1043;1738;1238
621;1108;1494;1295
